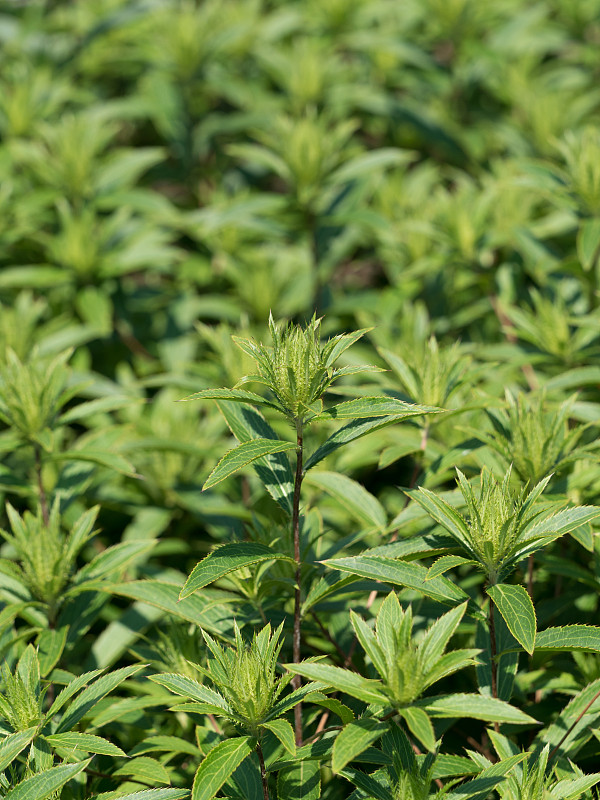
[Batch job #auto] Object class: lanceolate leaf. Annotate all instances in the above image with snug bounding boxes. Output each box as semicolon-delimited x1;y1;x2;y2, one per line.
277;760;321;800
203;438;296;490
331;718;388;774
283;662;388;705
103;791;190;800
44;731;126;756
191;737;254;800
3;758;90;800
487;584;536;655
322;555;477;613
216;400;294;514
535;625;600;652
180;387;283;411
260;719;296;755
398;706;436;752
0;728;37;773
426;555;478;580
179;542;295;599
304;413;437;472
422;693;537;724
313;397;439;421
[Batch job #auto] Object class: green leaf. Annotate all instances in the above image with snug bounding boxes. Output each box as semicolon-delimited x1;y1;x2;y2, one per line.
51;449;138;476
215;400;294;514
304;471;387;530
203;438;296;490
331;718;387;774
536;677;600;757
0;728;37;772
444;753;527;800
96;791;190;800
191;737;254;800
322;556;474;611
37;626;69;677
260;719;296;755
114;756;171;785
398;707;436;752
313;397;438;421
304;414;427;471
179;543;295;599
338;766;390;800
551;774;600;799
535;625;600;651
277;760;321;800
283;662;387;705
304;693;355;724
180;388;282;412
3;758;90;800
148;674;230;713
423;693;537;724
577;217;600;271
44;731;125;756
426;555;477;580
487;584;536;655
55;664;145;732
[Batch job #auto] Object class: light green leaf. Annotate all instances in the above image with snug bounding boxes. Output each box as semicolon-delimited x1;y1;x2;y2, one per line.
191;737;254;800
51;449;138;476
577;218;600;271
56;664;145;732
305;471;387;530
304;414;427;471
179;543;295;599
260;719;296;755
444;753;527;800
114;756;171;785
45;731;125;756
277;760;321;800
215;400;295;514
322;556;474;611
313;396;438;421
331;718;387;774
149;674;230;713
535;625;600;651
487;584;536;655
338;766;390;800
426;555;477;580
203;438;296;490
536;677;600;756
398;706;436;752
180;388;282;412
551;774;600;799
423;693;537;724
4;758;90;800
0;728;37;772
283;662;387;705
95;791;189;800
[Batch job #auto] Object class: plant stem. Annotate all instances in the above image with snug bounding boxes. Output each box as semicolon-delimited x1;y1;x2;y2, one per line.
292;420;304;746
34;445;50;527
526;553;535;600
257;741;270;800
488;597;500;734
549;687;600;762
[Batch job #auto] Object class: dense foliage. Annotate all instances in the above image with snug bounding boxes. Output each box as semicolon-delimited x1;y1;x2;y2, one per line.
2;1;600;798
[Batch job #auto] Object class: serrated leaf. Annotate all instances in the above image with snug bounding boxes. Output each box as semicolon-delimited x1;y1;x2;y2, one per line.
398;707;435;752
322;556;474;611
191;737;254;800
45;731;126;756
0;728;37;772
148;674;230;713
180;387;282;412
56;664;145;732
179;543;295;599
260;719;296;755
304;414;426;471
313;396;439;421
215;400;294;514
3;758;90;800
283;662;387;705
332;718;387;774
203;438;296;490
423;693;537;724
426;555;477;580
487;584;536;655
535;625;600;651
114;756;171;785
95;791;190;800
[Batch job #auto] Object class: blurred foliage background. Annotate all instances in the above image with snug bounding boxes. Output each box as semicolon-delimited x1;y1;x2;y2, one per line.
2;0;600;795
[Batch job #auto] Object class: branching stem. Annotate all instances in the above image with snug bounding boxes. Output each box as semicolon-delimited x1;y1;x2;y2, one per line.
292;420;304;746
